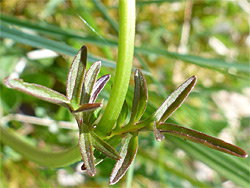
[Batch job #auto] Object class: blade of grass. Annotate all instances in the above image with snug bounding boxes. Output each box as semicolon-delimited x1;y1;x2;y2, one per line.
138;149;210;187
126;160;135;188
0;23;116;68
92;0;119;32
1;15;248;75
0;126;81;167
135;47;250;74
170;136;250;187
136;0;184;5
0;22;150;76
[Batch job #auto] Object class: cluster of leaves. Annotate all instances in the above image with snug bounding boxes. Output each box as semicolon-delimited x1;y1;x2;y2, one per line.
4;46;247;185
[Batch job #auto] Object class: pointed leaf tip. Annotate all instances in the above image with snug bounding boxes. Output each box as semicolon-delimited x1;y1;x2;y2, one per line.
158;123;248;158
109;134;138;185
152;75;197;123
67;45;87;105
73;103;102;113
81;61;102;104
4;78;69;105
89;74;111;103
129;69;148;124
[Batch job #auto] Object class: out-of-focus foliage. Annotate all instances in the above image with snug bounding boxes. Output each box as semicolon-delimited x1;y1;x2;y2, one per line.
0;0;249;187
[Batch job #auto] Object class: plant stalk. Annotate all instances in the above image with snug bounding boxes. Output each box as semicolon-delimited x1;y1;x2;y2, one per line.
95;0;136;137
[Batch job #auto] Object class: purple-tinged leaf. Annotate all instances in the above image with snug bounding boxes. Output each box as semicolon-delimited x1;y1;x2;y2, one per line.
109;133;138;185
153;122;165;141
90;131;121;160
158;123;248;158
89;74;111;103
129;69;148;124
115;101;128;130
79;123;95;176
66;45;87;107
89;100;103;125
73;103;102;113
154;76;196;123
4;78;69;105
81;61;101;104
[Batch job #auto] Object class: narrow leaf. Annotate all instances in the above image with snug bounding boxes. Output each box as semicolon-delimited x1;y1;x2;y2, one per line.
4;78;69;105
66;45;87;107
90;131;121;160
81;61;101;104
158;123;248;158
79;123;95;176
89;74;111;103
89;100;103;125
129;69;148;124
73;103;102;113
154;75;197;123
153;122;165;141
109;134;138;185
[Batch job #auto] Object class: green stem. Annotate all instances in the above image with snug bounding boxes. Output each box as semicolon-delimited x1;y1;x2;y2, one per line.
0;0;136;168
0;126;81;167
95;0;136;137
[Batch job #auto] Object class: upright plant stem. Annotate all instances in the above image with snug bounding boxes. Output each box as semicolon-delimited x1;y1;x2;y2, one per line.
95;0;136;137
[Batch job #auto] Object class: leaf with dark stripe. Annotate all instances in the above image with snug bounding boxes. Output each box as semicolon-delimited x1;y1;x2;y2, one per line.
81;61;101;104
129;69;148;124
89;74;110;103
79;123;95;176
67;45;87;108
73;103;102;113
90;131;121;160
158;123;248;158
109;133;138;185
153;76;196;123
4;78;69;105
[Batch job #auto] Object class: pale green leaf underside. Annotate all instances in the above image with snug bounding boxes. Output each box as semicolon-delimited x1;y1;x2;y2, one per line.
81;61;101;104
110;134;138;185
154;75;196;122
158;123;248;158
79;124;95;176
67;45;87;107
4;78;69;105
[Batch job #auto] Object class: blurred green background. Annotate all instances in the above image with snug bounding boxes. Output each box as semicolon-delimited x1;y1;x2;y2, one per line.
0;0;249;187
